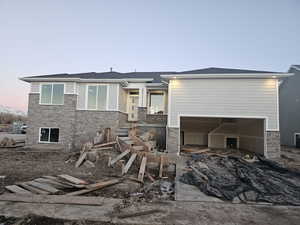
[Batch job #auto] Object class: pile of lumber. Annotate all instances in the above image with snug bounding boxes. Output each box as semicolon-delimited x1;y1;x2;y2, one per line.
0;137;25;148
5;174;120;196
75;128;116;168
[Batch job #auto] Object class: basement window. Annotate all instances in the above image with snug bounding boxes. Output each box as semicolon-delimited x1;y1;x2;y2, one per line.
40;83;64;105
39;128;59;143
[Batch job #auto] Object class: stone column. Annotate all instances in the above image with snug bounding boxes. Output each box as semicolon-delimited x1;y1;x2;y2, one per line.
166;127;180;154
266;131;281;159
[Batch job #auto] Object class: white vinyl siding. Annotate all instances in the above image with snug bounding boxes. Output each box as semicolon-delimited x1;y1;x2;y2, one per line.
77;84;86;109
118;86;128;113
65;82;76;94
30;82;40;93
108;84;118;110
169;79;278;130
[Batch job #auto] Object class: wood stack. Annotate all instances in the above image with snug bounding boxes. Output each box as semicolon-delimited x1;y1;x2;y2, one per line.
4;174;120;196
75;128;116;168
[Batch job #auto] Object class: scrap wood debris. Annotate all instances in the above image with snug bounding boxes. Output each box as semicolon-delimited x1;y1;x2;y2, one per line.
4;174;121;196
0;137;25;148
74;127;171;184
180;154;300;205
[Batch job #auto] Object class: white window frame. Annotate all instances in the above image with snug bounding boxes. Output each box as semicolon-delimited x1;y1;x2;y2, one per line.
86;84;109;110
39;83;65;105
39;127;60;143
294;133;300;146
147;91;166;115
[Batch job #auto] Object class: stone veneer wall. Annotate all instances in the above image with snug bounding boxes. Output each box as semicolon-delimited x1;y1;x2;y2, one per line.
27;93;128;150
266;131;281;159
137;107;167;125
73;111;127;148
166;127;179;154
26;94;77;150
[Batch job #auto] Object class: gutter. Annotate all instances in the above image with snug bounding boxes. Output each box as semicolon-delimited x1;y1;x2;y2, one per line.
160;73;293;80
19;77;154;86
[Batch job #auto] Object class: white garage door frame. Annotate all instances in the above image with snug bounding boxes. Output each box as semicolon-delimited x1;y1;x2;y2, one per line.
178;114;267;156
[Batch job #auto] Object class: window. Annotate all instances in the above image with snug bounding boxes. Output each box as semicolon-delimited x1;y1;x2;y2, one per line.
149;92;164;114
39;128;59;143
87;85;107;110
40;84;64;105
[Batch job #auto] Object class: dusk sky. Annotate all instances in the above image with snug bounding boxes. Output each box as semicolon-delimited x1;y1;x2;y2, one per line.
0;0;299;112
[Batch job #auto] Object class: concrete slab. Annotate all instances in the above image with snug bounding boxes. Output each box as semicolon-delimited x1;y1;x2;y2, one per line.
175;156;223;202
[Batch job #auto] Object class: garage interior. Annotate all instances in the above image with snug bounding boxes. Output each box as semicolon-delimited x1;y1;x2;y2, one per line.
180;117;265;155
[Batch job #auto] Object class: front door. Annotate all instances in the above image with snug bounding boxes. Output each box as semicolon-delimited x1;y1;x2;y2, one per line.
127;95;139;121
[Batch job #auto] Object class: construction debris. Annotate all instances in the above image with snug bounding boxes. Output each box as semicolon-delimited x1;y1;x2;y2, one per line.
4;175;121;197
0;137;25;148
180;154;300;205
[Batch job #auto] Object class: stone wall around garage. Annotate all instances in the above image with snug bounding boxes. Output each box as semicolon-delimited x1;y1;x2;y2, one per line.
166;127;179;154
266;131;281;159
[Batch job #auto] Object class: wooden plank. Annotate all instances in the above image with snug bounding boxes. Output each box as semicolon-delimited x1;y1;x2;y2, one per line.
92;147;113;151
130;135;149;151
138;157;147;182
122;153;137;175
117;209;164;219
159;155;164;178
18;183;50;195
93;141;116;148
75;152;87;168
5;185;32;195
116;137;123;152
42;176;86;188
26;181;60;194
146;172;155;183
58;174;88;185
0;193;122;206
34;178;73;189
110;149;131;166
66;179;121;196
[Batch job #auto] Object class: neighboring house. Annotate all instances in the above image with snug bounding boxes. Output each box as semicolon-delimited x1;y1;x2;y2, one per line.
279;65;300;148
20;67;291;158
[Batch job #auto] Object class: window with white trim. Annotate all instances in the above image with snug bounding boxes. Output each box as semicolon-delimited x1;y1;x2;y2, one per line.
40;83;64;105
39;128;59;143
149;92;164;114
87;85;107;110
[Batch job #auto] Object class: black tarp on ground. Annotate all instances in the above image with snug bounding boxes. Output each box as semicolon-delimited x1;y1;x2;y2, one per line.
180;154;300;205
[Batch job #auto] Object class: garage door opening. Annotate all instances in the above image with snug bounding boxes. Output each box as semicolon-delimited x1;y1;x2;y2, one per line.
180;116;265;155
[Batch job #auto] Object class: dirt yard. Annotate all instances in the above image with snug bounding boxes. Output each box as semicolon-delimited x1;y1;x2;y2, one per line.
0;146;174;201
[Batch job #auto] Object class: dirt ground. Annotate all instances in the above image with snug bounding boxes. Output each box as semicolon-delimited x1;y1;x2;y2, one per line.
0;215;117;225
0;146;174;201
280;146;300;172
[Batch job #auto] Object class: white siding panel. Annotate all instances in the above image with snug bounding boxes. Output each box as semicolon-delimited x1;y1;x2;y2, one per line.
169;79;278;130
30;82;40;93
77;84;86;109
108;84;118;110
65;82;75;94
119;86;127;113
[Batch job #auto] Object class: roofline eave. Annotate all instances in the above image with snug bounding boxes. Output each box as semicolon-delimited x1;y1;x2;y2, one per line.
160;73;293;79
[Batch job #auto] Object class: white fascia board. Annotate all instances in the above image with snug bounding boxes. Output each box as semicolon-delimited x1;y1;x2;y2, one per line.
19;77;129;86
160;73;293;79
